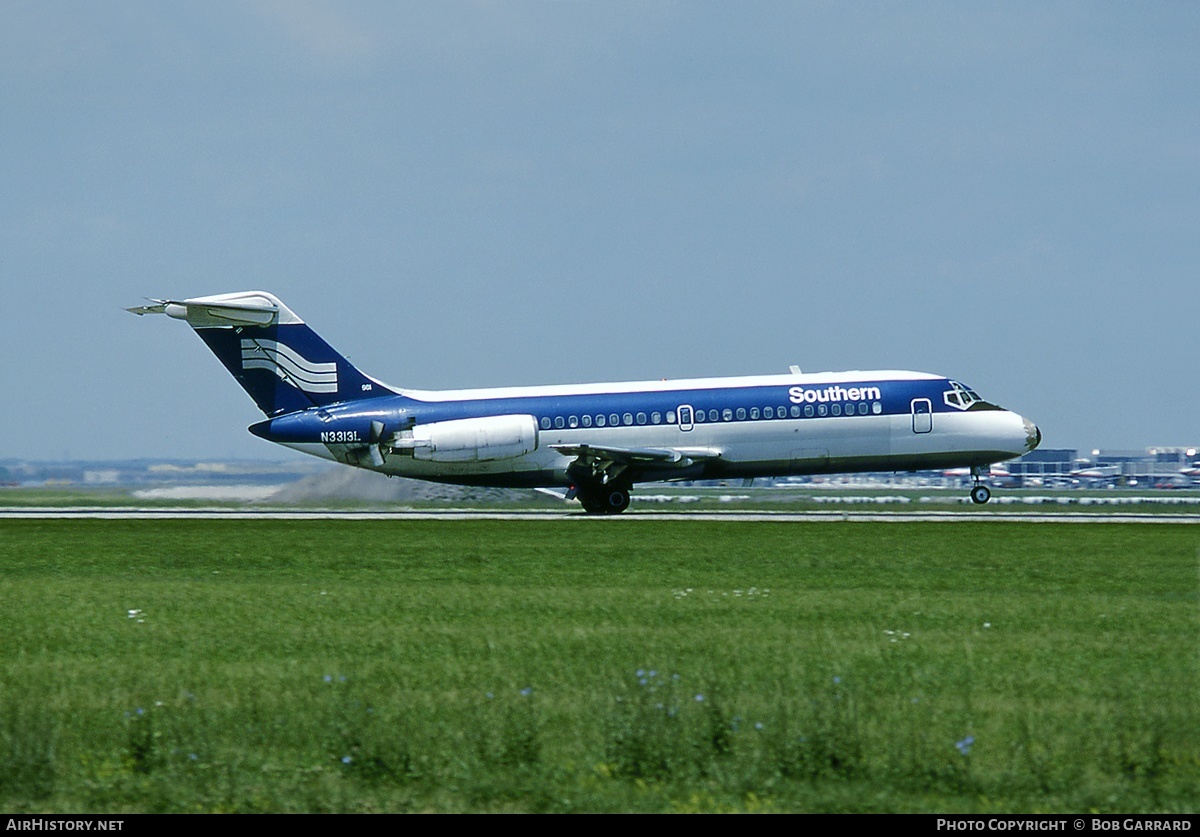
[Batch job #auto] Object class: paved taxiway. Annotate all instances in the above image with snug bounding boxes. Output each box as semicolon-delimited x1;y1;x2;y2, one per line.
3;507;1199;523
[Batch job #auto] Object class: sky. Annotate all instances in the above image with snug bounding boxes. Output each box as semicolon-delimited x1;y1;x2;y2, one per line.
2;1;1197;461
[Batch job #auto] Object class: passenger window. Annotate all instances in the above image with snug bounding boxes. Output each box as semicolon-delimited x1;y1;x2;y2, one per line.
749;407;759;420
582;414;593;427
568;415;579;428
596;414;607;427
872;402;882;414
804;404;814;417
736;407;746;420
722;408;733;421
609;414;619;427
695;411;705;423
666;411;676;424
791;405;801;418
831;404;841;417
540;417;551;430
623;412;634;426
817;404;827;416
554;416;565;429
708;409;718;422
636;412;647;425
764;406;774;419
858;402;868;415
651;411;662;424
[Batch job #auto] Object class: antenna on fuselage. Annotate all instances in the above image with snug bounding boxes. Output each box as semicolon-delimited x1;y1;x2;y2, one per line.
789;365;802;375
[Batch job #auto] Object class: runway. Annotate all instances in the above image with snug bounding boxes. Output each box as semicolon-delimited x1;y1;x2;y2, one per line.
3;506;1199;523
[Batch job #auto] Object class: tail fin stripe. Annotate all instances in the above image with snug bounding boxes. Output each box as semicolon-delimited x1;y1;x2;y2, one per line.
242;359;339;392
241;358;337;386
240;350;337;384
239;336;340;395
240;339;337;376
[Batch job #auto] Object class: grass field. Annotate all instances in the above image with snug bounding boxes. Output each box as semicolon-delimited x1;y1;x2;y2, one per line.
0;519;1196;812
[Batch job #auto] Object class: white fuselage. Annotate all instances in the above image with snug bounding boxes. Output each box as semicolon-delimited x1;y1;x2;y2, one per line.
270;369;1038;487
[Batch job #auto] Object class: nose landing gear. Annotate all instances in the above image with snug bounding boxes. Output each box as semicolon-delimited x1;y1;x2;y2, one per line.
969;467;991;504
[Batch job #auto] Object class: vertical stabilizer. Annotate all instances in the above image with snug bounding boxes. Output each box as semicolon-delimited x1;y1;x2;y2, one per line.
129;291;392;416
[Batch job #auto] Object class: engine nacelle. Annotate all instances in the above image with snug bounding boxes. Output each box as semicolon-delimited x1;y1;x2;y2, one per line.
411;414;539;463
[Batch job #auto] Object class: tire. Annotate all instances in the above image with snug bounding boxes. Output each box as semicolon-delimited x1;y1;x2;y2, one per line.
579;492;607;514
604;488;631;514
970;484;991;505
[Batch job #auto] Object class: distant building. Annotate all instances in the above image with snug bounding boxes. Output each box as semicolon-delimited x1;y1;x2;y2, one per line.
1007;449;1075;479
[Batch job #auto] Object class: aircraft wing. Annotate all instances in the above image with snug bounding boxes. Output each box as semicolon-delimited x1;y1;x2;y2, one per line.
549;443;722;468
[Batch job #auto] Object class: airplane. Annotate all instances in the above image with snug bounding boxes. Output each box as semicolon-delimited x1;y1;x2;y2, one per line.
1065;464;1123;487
128;291;1042;513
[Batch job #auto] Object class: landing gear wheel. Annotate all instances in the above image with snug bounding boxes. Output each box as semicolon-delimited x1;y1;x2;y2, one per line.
603;487;631;514
970;484;991;505
579;492;607;514
577;486;632;514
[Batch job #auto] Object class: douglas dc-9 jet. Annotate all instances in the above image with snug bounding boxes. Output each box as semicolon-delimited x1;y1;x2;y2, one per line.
130;291;1041;513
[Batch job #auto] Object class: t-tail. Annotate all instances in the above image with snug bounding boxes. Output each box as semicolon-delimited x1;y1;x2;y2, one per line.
127;291;393;416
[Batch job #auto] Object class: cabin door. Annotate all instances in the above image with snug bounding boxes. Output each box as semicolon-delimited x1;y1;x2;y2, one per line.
911;398;932;434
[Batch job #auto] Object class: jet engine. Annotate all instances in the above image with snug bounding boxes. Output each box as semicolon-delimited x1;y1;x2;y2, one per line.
405;414;539;463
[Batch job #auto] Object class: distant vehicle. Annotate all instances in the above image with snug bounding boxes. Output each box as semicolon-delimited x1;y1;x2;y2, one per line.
129;291;1041;512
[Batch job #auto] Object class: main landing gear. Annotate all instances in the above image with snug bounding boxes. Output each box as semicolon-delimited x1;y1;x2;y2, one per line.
969;467;991;505
567;456;633;514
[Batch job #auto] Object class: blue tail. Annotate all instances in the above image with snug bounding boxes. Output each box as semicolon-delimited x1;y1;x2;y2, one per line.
129;291;392;416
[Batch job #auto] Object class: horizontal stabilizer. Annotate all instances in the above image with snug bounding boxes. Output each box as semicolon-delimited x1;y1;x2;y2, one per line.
126;301;168;316
126;292;300;328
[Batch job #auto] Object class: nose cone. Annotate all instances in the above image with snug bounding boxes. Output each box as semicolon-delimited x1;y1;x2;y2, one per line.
1022;417;1041;452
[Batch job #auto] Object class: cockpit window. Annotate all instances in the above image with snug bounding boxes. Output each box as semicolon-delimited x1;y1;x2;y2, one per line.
943;381;979;411
944;380;1002;411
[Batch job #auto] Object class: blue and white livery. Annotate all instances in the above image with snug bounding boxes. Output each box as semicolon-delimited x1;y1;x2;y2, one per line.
129;291;1041;512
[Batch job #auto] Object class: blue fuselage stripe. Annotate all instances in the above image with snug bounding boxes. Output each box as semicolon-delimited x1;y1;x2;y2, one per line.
339;379;948;425
256;377;996;445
